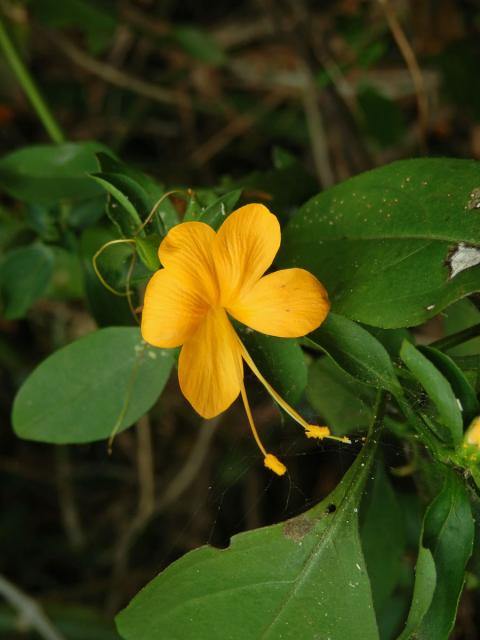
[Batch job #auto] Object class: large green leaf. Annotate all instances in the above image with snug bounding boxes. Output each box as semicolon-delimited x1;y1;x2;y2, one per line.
0;142;109;205
12;328;173;443
279;159;480;328
306;312;401;395
414;471;473;639
0;244;54;319
116;400;384;640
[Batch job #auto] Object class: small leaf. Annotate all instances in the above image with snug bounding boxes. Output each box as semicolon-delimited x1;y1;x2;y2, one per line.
200;190;242;230
400;341;463;444
90;173;143;236
306;313;401;395
420;346;479;425
13;328;174;443
93;153;179;235
396;547;436;640
135;235;161;272
360;462;406;613
0;244;54;319
416;471;474;639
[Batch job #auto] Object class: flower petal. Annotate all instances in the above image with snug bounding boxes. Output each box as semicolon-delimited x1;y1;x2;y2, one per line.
214;204;280;304
228;268;330;337
178;308;243;418
141;269;208;348
159;221;218;304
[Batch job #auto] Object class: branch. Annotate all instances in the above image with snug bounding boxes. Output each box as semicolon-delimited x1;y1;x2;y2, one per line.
0;575;66;640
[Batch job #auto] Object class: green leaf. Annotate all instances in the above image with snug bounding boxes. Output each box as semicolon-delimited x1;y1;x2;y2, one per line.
90;173;143;236
237;326;307;405
93;153;179;236
279;158;480;328
116;406;383;640
396;547;436;640
0;142;110;205
173;26;226;66
420;346;479;425
306;312;401;395
12;328;174;443
306;358;374;436
360;462;406;614
416;471;474;639
400;341;463;444
135;234;161;272
0;244;54;319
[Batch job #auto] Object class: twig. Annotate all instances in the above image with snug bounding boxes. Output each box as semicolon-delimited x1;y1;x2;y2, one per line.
42;29;178;108
0;574;66;640
136;414;155;517
429;322;480;352
190;92;286;166
155;415;221;512
378;0;429;151
55;447;85;551
300;65;335;188
261;0;335;188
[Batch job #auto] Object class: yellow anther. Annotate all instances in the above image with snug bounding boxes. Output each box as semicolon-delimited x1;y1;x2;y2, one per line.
305;425;331;439
264;454;287;476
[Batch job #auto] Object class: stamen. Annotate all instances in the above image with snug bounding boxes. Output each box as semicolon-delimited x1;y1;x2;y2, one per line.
239;339;351;445
240;383;287;476
305;425;351;444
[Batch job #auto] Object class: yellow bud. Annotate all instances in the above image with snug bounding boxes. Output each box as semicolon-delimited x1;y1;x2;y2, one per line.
465;417;480;447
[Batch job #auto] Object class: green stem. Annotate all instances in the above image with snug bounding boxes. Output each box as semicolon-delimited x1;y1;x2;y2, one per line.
0;18;64;143
429;322;480;352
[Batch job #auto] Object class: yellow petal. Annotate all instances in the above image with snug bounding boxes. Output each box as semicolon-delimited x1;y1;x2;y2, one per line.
141;269;208;348
159;221;218;304
178;308;243;418
228;268;330;337
214;204;280;305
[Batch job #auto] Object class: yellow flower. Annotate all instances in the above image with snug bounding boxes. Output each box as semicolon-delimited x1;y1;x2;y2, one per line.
141;203;347;474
